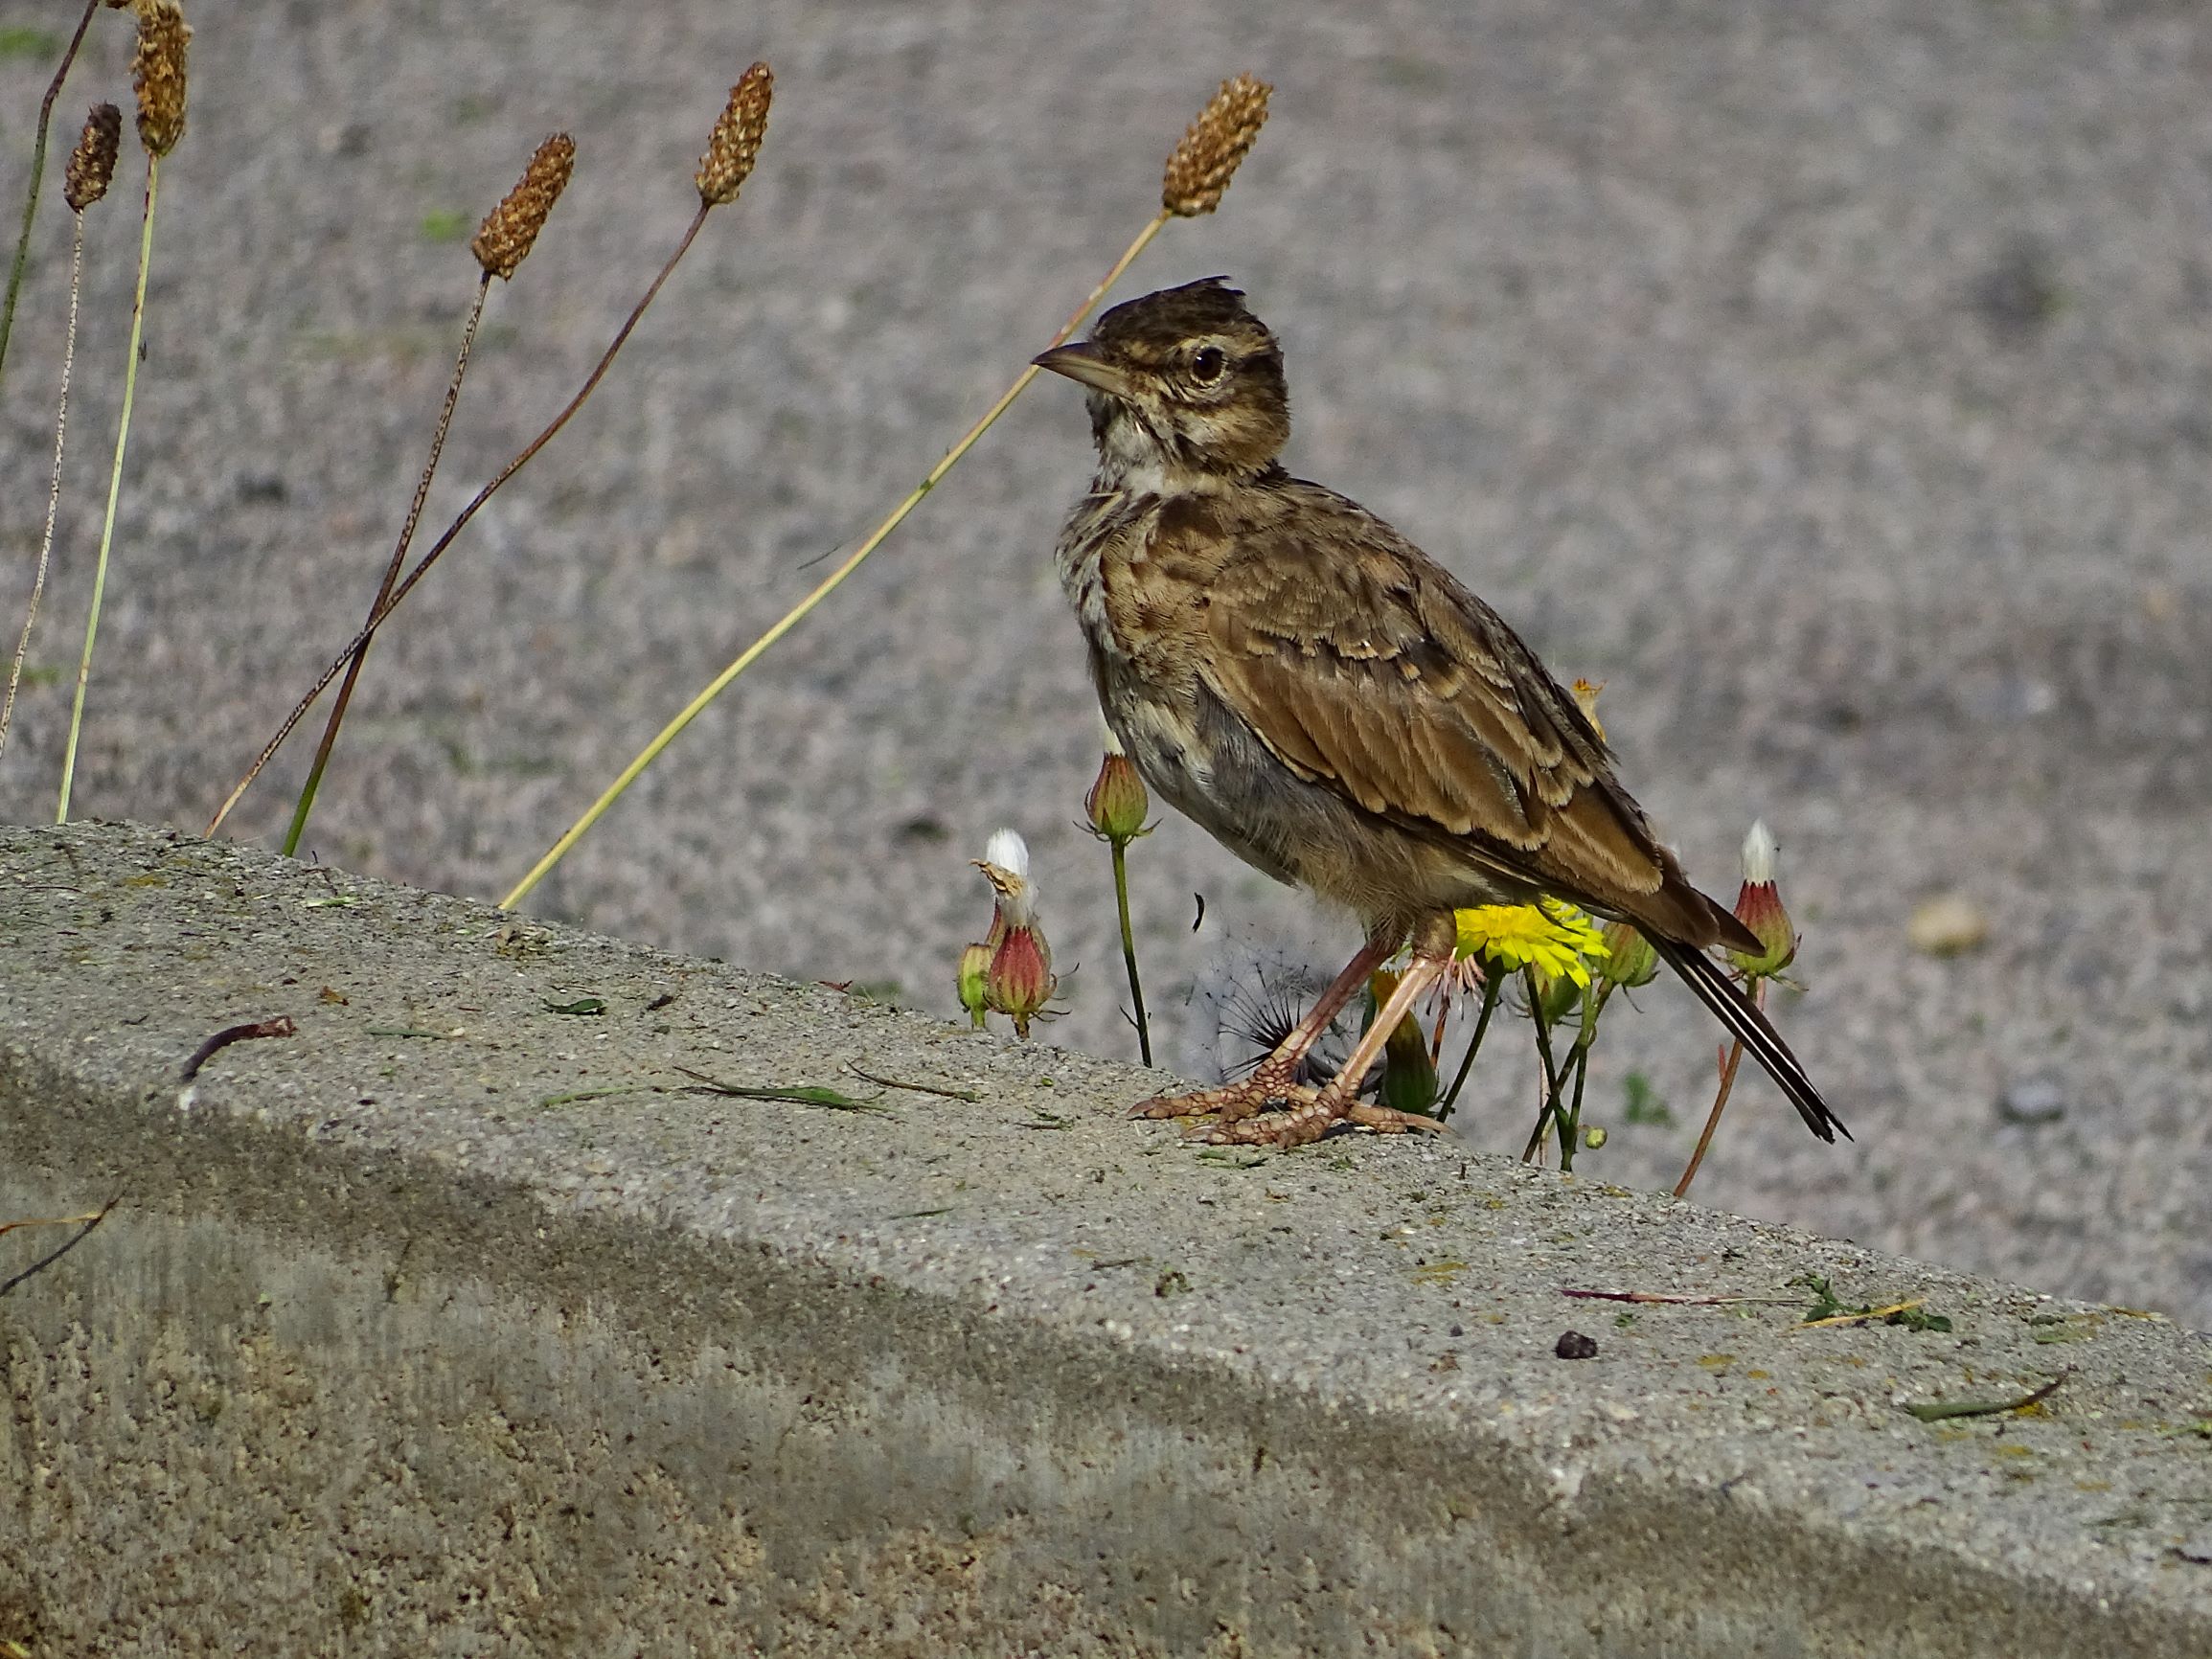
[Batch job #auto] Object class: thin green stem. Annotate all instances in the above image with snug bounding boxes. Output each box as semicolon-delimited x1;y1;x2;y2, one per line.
1519;968;1568;1165
498;209;1174;911
283;274;492;855
0;0;99;399
1558;1027;1592;1170
1109;837;1152;1066
1439;969;1503;1117
58;154;157;824
2;212;83;761
1552;979;1616;1166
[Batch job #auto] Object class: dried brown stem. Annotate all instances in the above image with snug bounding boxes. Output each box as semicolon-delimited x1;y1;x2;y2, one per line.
0;215;88;761
208;206;715;837
0;1193;121;1301
179;1015;297;1081
0;0;101;397
1674;977;1766;1198
282;274;493;855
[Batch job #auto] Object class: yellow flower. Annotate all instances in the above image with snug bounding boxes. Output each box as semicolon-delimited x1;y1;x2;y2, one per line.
1453;899;1608;989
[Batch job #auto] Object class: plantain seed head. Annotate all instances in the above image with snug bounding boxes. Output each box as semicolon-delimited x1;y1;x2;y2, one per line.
1161;73;1271;218
471;133;576;282
130;0;191;159
64;103;123;213
695;61;773;208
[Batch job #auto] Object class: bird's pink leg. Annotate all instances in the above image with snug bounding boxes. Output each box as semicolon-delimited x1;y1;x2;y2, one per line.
1131;932;1400;1124
1204;917;1458;1148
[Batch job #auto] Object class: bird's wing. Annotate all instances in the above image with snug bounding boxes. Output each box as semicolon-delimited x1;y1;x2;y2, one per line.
1197;482;1723;937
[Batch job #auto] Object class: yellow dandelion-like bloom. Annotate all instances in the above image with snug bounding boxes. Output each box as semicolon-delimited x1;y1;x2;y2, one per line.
1453;899;1609;989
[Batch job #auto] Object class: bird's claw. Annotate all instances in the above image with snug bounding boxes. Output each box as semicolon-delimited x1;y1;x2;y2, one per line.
1129;1060;1306;1125
1190;1094;1453;1150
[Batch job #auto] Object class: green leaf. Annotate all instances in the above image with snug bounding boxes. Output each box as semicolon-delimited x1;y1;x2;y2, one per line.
0;28;61;61
420;208;471;243
673;1066;894;1115
542;996;607;1016
1904;1372;2070;1421
1621;1070;1676;1127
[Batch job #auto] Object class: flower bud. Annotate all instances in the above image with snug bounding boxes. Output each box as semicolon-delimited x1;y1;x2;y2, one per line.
1084;737;1150;845
987;923;1056;1039
956;942;992;1030
1583;1125;1608;1150
1369;969;1440;1117
1597;920;1659;989
1533;966;1582;1028
972;829;1057;1037
1727;819;1797;979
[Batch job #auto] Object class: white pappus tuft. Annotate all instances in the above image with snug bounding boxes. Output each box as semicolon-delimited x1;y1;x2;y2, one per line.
1740;819;1777;886
984;828;1031;880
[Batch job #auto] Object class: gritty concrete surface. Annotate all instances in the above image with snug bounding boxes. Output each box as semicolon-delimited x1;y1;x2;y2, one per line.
2;824;2208;1657
0;3;2209;1330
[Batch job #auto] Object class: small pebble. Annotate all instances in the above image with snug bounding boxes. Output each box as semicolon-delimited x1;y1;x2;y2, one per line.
1908;894;1989;956
1996;1076;2066;1126
1555;1330;1599;1360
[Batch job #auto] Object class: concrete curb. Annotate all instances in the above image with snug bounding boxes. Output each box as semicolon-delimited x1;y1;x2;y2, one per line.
3;823;2206;1656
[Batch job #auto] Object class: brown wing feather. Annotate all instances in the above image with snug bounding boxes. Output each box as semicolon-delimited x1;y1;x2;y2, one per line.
1198;481;1731;943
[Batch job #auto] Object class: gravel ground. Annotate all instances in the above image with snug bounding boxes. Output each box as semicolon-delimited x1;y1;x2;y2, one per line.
2;1;2207;1326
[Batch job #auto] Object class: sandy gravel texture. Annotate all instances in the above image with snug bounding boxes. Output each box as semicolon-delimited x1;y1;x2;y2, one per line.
1;2;2206;1325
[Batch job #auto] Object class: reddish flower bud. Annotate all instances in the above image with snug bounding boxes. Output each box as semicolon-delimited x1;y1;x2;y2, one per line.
971;829;1057;1036
956;942;992;1029
1727;820;1797;979
1084;738;1151;844
987;924;1056;1039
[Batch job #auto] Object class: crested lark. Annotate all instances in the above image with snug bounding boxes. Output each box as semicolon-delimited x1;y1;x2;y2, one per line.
1035;277;1846;1151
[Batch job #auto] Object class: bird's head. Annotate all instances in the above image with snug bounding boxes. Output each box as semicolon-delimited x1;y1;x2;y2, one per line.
1034;277;1289;491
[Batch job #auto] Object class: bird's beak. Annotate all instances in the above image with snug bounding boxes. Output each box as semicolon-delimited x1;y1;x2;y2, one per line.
1032;342;1134;398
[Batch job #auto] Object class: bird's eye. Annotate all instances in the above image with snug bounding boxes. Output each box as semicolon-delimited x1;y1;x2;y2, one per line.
1189;345;1228;384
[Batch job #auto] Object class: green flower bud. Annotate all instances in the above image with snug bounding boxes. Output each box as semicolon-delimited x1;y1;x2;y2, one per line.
1533;966;1582;1028
956;942;992;1029
1598;920;1659;989
1084;740;1151;845
1369;969;1440;1118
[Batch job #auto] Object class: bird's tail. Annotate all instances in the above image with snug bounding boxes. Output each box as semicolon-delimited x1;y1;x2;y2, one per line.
1651;938;1849;1144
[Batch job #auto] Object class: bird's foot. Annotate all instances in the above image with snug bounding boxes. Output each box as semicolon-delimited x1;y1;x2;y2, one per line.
1130;1057;1310;1125
1198;1092;1450;1150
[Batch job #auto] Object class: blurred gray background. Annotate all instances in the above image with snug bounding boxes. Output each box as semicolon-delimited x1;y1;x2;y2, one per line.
3;0;2208;1326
